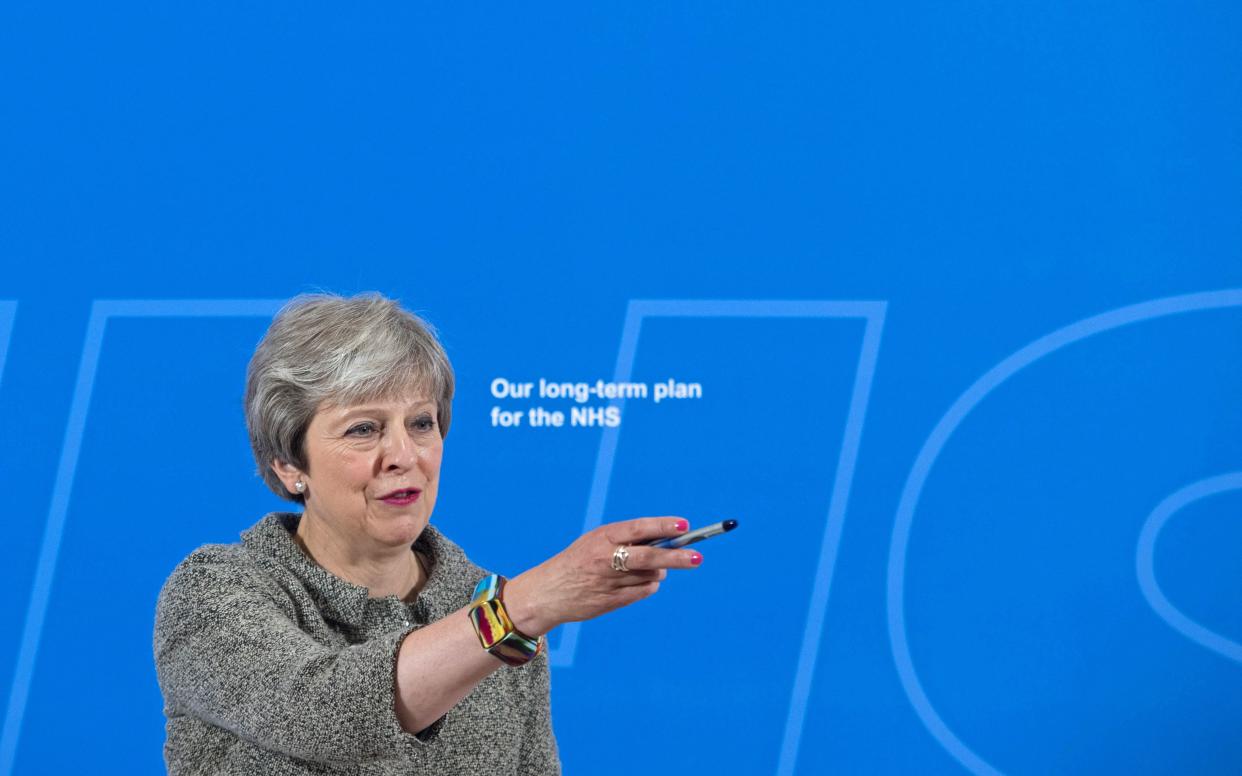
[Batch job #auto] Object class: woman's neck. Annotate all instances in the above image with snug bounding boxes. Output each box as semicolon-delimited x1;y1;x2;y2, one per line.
294;511;427;601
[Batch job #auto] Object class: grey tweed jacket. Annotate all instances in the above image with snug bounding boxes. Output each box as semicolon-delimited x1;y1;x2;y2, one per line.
154;512;560;775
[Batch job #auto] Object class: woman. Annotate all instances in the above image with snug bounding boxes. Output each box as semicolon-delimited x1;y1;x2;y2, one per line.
153;292;701;775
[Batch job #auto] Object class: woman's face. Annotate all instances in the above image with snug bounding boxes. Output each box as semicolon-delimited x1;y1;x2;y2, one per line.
292;389;443;551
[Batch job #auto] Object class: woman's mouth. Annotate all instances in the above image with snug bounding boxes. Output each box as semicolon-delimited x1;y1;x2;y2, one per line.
379;488;421;506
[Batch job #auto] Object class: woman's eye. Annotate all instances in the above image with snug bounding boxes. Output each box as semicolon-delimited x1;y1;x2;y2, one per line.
346;422;377;436
412;416;436;432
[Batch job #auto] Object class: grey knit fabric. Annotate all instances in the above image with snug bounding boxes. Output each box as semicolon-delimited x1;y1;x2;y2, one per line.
154;512;560;775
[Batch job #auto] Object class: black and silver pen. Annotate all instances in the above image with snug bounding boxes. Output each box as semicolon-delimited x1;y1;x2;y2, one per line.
641;519;739;549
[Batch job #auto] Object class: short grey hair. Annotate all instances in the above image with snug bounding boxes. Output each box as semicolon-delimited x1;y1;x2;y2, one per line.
245;292;455;503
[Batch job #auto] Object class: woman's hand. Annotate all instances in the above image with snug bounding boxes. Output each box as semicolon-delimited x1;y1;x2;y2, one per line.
390;517;698;733
503;517;702;637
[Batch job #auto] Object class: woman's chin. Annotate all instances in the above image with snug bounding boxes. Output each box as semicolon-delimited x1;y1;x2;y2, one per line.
373;514;429;547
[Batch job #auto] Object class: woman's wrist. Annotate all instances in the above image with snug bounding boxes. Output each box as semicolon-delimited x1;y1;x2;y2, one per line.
502;572;554;638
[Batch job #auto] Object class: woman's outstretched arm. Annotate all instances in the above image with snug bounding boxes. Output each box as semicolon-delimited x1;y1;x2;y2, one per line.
393;516;701;732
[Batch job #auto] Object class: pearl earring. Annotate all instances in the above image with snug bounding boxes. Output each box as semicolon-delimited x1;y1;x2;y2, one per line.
294;480;306;494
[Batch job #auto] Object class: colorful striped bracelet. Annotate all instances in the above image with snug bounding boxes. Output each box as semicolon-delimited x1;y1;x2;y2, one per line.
467;574;543;667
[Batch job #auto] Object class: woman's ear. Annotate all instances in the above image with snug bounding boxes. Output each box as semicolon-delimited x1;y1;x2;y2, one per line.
271;458;305;495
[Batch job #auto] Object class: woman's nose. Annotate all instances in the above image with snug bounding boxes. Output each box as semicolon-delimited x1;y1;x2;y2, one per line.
382;427;418;470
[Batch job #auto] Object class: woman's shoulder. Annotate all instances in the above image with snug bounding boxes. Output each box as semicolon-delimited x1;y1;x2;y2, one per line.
159;542;254;596
156;518;295;619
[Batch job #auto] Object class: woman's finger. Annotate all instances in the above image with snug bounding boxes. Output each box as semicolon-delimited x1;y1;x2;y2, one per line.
611;568;664;586
613;579;660;606
601;516;688;546
614;545;702;572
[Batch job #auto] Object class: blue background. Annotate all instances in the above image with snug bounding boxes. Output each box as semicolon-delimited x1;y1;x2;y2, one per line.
2;2;1241;774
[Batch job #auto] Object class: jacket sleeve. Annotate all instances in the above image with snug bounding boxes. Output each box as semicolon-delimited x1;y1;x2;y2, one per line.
153;549;440;765
516;649;561;775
